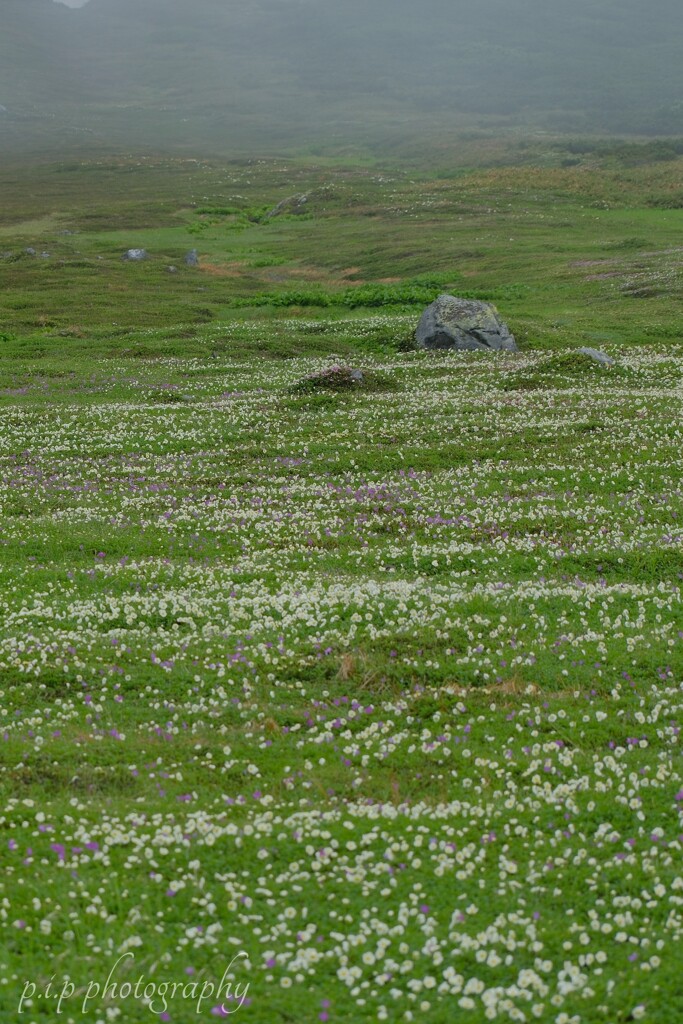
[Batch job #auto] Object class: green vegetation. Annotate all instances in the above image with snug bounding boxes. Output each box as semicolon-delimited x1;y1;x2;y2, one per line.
0;148;682;1023
1;145;683;352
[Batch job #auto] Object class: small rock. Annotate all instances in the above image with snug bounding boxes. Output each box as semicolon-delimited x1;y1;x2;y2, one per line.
122;248;147;262
577;347;614;366
167;265;178;274
25;247;37;256
40;252;51;259
295;365;367;392
184;249;199;267
416;294;517;352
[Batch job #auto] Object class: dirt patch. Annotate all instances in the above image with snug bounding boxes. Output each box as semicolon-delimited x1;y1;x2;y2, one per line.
199;261;247;278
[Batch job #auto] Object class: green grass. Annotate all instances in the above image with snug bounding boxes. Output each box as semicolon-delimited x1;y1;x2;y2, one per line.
0;149;682;1024
1;151;683;352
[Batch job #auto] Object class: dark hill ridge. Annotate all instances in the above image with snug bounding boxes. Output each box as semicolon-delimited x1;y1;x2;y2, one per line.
2;0;682;155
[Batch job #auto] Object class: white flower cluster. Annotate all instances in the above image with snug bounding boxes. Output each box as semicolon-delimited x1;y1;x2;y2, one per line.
0;342;681;1021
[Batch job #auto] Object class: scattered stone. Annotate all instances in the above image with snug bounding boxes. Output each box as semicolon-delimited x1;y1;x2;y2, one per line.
40;252;51;259
577;347;614;366
184;249;199;267
167;265;178;274
415;294;517;352
24;247;37;256
122;248;147;261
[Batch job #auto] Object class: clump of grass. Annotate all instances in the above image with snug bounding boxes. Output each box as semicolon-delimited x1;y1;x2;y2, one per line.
150;388;192;403
396;333;419;352
505;350;629;390
608;236;652;250
225;281;528;311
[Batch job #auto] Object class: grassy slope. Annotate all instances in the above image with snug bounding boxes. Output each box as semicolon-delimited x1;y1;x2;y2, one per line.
0;148;682;1022
1;144;682;351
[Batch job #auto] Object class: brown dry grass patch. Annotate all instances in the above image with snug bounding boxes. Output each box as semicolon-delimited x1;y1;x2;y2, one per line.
199;261;247;278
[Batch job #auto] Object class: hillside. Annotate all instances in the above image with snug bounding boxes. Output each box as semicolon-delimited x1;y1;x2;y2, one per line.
1;152;683;1021
1;0;683;156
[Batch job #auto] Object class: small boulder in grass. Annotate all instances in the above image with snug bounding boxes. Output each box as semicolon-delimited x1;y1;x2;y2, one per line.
291;365;396;395
577;347;614;367
122;248;147;262
296;365;365;392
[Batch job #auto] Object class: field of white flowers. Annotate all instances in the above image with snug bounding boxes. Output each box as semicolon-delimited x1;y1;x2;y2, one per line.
1;337;682;1023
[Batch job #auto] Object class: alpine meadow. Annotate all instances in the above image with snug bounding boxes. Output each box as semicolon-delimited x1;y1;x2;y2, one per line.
0;2;682;1024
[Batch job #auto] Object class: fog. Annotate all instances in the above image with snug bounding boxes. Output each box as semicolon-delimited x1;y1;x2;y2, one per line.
3;0;683;157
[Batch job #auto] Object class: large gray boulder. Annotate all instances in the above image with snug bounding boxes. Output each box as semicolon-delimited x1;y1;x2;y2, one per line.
122;248;147;262
184;249;199;267
416;294;517;352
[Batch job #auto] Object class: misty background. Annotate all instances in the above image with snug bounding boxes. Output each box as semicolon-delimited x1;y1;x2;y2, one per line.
2;0;683;158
